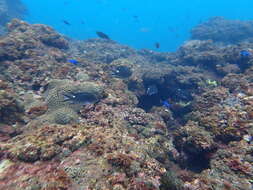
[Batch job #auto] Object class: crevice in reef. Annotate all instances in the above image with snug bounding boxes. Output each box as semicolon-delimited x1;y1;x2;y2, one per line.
136;81;193;124
172;143;213;173
182;152;211;173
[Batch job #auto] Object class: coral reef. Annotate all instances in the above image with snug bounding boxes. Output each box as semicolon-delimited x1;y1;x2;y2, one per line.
0;18;253;190
0;87;24;125
191;17;253;43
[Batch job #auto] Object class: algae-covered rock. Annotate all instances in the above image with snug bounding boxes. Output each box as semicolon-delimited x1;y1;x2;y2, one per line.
0;89;24;124
160;171;183;190
75;71;90;81
5;124;88;162
0;159;14;175
191;17;253;43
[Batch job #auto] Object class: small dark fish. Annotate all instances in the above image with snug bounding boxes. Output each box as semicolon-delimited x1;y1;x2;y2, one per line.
155;42;160;49
62;92;97;105
133;15;140;23
68;59;79;65
240;50;251;58
63;20;71;25
96;31;110;40
111;66;132;78
146;85;158;96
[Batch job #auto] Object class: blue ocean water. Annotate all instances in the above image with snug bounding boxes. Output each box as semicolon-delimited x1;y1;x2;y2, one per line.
21;0;253;52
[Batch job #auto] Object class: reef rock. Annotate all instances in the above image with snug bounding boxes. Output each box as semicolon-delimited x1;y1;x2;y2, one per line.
0;89;24;125
191;17;253;44
0;18;253;190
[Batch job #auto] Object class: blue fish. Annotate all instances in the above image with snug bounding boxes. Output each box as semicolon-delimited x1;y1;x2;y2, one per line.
146;85;158;96
240;50;251;58
68;59;79;65
162;100;171;109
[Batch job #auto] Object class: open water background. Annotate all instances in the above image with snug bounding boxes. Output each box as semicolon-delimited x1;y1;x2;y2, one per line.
22;0;253;51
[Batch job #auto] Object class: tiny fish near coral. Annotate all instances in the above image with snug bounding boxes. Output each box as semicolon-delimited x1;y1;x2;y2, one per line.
68;59;79;65
162;100;171;109
155;42;160;49
146;85;158;96
62;91;98;105
240;50;252;58
96;31;110;40
62;20;71;26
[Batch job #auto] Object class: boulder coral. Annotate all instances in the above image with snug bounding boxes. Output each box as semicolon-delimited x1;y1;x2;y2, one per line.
43;79;104;124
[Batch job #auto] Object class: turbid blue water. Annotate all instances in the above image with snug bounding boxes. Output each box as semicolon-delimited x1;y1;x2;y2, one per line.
21;0;253;52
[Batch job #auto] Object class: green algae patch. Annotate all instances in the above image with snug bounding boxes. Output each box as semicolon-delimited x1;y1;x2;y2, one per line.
0;160;14;175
